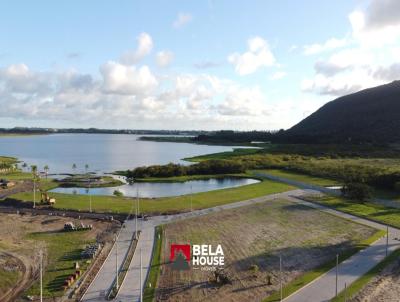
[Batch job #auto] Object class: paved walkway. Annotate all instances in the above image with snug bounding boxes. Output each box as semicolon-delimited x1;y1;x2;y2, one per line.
81;219;136;301
283;192;400;302
117;225;155;302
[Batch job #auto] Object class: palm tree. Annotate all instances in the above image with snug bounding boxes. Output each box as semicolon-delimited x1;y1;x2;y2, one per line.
22;162;27;171
72;163;77;174
43;165;49;179
85;164;89;174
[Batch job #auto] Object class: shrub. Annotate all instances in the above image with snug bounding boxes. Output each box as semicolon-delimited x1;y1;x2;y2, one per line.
341;182;372;201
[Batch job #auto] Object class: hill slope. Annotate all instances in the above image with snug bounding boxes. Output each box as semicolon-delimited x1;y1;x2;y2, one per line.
286;81;400;143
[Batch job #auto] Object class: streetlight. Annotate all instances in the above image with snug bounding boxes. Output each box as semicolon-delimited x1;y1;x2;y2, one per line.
140;247;143;302
280;255;283;302
335;254;339;297
40;250;43;302
115;235;119;290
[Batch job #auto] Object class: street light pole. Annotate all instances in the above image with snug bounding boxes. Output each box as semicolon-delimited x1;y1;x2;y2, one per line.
280;255;283;302
115;236;119;290
40;250;43;302
386;226;389;256
190;184;193;212
335;254;338;297
140;247;143;302
33;178;36;208
89;180;92;213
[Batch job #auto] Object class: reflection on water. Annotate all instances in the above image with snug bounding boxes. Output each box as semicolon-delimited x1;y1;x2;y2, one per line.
50;177;260;198
0;134;246;174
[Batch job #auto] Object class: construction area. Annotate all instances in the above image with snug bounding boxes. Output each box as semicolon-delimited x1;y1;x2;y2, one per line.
0;212;119;302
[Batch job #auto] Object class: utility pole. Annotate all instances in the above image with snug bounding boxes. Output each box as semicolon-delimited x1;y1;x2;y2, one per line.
335;254;338;297
140;248;143;302
89;180;92;213
33;178;36;208
135;188;139;240
344;282;347;302
386;226;389;256
115;236;119;290
40;250;43;302
280;255;283;302
190;184;193;212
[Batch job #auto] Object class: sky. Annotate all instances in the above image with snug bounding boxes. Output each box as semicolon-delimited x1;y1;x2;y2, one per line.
1;0;400;130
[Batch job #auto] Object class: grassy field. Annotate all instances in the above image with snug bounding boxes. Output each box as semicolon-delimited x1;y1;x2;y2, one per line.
6;179;295;215
153;199;380;302
305;195;400;228
0;255;22;298
26;229;96;297
0;213;116;299
254;169;340;187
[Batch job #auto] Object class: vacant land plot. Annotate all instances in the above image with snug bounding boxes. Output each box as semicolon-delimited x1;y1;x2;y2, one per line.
6;179;294;214
155;199;378;302
0;213;118;301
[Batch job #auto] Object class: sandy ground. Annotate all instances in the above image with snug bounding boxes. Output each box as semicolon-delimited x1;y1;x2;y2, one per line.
156;199;376;302
349;257;400;302
0;213;117;302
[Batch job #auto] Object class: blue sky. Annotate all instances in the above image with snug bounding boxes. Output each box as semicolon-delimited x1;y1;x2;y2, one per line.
1;0;399;130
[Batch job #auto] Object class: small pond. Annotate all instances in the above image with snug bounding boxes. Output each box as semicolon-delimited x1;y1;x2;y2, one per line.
49;177;260;198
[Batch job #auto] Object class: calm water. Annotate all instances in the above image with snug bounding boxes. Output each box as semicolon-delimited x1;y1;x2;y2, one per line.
0;134;242;174
50;177;259;198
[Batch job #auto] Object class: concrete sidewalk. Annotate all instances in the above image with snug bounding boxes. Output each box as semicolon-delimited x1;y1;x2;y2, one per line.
117;224;155;302
81;219;136;302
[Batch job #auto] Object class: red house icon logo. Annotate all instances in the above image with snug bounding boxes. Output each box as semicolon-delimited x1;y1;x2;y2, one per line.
170;244;191;270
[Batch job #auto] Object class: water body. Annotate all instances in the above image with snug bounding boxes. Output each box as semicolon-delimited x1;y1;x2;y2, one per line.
50;177;260;198
0;134;243;174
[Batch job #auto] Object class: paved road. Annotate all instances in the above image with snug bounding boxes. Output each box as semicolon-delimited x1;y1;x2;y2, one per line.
283;192;400;302
117;224;155;302
81;219;136;302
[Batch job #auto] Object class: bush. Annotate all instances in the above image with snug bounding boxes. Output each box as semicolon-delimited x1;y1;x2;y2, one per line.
113;190;123;197
341;183;372;201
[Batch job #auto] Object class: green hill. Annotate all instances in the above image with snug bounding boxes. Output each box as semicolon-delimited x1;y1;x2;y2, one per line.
286;81;400;143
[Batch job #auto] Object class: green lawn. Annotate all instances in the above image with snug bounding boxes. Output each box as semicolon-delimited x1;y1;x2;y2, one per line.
26;230;94;297
7;179;295;215
254;169;340;187
307;195;400;229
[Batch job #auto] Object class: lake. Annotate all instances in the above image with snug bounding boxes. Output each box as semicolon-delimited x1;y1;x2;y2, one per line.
0;134;242;174
50;177;260;198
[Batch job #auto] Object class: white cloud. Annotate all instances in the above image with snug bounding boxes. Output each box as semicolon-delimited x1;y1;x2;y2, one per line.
228;36;276;75
270;71;286;80
156;51;174;67
303;38;348;55
120;32;153;65
173;13;192;28
302;0;400;97
217;86;269;116
101;61;158;95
